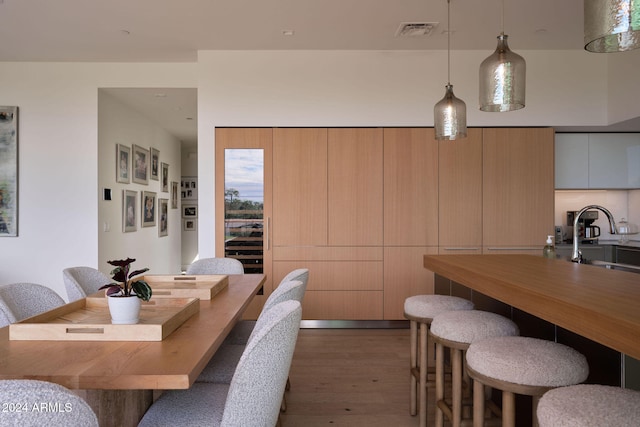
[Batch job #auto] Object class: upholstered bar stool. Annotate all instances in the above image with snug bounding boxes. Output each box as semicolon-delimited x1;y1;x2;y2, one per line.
430;310;519;427
404;295;474;427
466;336;589;427
537;384;640;427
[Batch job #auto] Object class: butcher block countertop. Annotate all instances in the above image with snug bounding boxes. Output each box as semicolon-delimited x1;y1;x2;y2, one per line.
423;255;640;360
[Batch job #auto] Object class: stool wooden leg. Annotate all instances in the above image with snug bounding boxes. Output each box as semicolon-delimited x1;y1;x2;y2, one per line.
410;320;418;416
452;348;463;427
419;322;428;427
473;379;485;427
435;341;445;427
531;395;540;427
502;391;516;427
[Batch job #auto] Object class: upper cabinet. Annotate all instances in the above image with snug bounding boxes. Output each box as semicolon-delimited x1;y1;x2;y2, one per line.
555;133;640;189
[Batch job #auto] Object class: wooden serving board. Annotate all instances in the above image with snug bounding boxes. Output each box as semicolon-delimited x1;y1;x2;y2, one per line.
143;274;229;300
9;297;200;341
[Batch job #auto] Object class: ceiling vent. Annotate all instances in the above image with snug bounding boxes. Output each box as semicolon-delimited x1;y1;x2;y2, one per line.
395;22;438;37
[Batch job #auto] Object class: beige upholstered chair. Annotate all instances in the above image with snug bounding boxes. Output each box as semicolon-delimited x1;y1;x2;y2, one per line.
0;379;98;426
0;283;65;323
186;257;245;275
62;266;111;302
138;300;302;427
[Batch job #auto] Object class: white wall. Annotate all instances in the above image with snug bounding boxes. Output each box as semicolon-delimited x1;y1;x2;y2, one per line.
195;49;622;257
98;90;183;283
0;62;195;299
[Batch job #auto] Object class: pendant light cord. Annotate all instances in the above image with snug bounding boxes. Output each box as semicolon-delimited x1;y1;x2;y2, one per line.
447;0;451;84
501;0;505;36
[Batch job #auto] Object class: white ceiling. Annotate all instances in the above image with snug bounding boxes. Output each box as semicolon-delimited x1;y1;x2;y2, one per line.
3;1;638;143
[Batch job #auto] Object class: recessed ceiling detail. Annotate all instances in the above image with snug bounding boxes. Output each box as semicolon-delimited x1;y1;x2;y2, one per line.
395;22;438;37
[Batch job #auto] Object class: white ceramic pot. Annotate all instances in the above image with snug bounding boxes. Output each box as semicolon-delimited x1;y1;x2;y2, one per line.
107;295;141;324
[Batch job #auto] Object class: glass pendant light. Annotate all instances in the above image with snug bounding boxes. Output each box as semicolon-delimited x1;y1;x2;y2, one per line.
584;0;640;53
434;0;467;140
479;0;525;112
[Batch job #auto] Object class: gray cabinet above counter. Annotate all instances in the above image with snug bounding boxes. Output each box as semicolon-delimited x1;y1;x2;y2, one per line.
555;133;640;189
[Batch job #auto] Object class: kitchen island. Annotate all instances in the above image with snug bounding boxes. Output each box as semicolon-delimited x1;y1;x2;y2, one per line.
423;254;640;361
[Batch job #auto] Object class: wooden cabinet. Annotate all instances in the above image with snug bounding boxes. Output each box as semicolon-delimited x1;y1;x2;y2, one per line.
273;128;384;320
438;128;483;252
555;133;640;189
482;128;555;251
382;128;438;319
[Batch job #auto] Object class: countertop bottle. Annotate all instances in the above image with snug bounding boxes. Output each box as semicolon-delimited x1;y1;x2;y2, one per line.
543;235;556;259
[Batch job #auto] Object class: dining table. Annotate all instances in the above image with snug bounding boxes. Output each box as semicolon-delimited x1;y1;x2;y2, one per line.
0;273;265;427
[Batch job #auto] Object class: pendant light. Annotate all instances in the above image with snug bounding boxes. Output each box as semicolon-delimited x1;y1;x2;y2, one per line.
479;0;525;112
434;0;467;141
584;0;640;53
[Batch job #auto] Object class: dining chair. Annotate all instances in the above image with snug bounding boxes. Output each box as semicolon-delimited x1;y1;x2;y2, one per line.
0;379;98;426
0;283;65;323
0;307;11;328
196;279;305;383
62;266;111;302
138;300;302;427
224;268;309;346
186;257;245;275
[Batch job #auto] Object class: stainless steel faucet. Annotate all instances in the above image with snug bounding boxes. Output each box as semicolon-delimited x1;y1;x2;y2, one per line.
571;205;617;263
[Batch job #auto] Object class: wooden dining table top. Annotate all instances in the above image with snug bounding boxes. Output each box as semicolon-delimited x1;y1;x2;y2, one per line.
0;274;265;391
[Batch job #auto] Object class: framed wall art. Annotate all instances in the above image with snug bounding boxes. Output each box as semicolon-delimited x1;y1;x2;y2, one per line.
116;144;131;184
150;147;160;181
171;181;178;209
142;190;156;227
132;144;149;185
182;205;197;218
181;177;197;200
158;198;168;237
161;162;169;192
123;190;137;232
0;106;18;237
183;219;197;231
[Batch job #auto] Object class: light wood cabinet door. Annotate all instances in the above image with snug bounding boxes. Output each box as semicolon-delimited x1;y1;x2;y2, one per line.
273;128;328;246
328;128;384;246
439;128;483;249
383;128;438;246
482;128;555;248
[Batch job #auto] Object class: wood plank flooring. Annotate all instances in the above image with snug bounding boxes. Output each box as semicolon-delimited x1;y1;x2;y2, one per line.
280;328;431;427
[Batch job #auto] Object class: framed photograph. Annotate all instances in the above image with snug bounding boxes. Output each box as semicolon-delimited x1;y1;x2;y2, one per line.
181;177;197;200
182;205;197;218
142;191;157;227
158;198;168;237
183;219;197;231
171;181;178;209
132;144;149;185
123;190;137;232
0;106;18;237
161;162;169;192
116;144;130;184
150;148;160;181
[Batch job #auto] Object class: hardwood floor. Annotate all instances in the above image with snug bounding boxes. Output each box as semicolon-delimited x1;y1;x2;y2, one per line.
280;328;430;427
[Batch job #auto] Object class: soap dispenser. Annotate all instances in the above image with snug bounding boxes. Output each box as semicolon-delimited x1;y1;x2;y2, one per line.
543;235;556;259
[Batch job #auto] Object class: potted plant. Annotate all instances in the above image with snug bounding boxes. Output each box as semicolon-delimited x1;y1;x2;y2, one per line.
100;258;152;324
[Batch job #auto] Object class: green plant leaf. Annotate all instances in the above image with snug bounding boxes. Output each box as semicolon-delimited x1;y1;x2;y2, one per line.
131;280;153;302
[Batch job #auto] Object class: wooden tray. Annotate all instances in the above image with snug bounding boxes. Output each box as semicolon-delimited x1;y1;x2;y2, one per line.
9;297;200;341
143;274;229;300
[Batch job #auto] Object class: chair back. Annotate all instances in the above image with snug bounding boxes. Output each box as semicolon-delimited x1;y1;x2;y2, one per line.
186;258;245;275
0;307;11;328
220;300;302;427
0;283;65;323
0;379;98;426
63;266;111;302
279;268;309;291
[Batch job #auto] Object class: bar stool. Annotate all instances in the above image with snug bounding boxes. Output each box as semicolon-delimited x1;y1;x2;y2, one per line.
430;310;519;427
537;384;640;427
404;295;474;427
466;336;589;427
